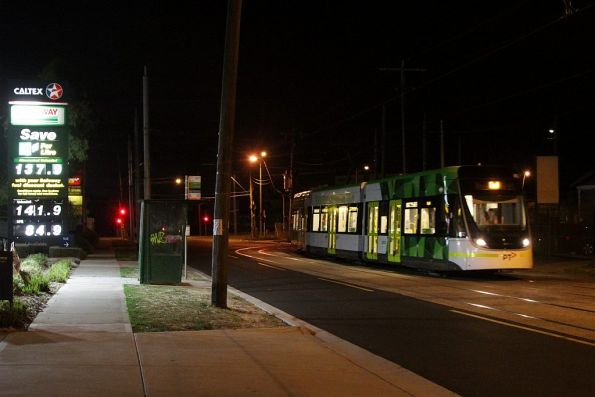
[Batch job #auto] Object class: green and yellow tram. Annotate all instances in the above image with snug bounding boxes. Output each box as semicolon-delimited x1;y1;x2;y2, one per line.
290;166;533;271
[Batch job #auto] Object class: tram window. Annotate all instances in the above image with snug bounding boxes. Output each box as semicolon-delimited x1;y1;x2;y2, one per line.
348;206;358;233
380;216;388;234
404;207;418;234
464;195;525;229
420;207;436;234
447;198;466;237
320;207;329;232
312;208;320;232
337;205;348;233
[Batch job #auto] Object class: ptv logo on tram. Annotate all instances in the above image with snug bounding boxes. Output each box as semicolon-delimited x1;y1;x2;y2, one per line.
502;252;517;261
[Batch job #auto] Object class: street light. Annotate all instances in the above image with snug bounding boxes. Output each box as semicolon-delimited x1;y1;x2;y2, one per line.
355;164;371;183
249;151;267;238
522;170;531;190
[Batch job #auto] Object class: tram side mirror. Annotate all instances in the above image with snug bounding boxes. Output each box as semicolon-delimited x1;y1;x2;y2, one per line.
457;231;467;238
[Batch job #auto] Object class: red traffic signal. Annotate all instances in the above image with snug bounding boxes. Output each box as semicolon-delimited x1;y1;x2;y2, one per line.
202;215;210;223
119;207;127;216
116;218;123;225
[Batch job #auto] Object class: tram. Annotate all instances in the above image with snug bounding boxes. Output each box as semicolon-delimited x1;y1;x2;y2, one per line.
290;166;533;271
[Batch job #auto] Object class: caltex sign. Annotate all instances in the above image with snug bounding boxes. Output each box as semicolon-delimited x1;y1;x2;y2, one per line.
12;82;64;101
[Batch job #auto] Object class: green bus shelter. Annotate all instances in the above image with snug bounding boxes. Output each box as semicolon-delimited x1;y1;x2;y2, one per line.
138;200;187;284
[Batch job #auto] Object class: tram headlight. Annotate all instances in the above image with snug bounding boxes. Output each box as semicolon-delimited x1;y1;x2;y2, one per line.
475;238;487;247
522;238;531;247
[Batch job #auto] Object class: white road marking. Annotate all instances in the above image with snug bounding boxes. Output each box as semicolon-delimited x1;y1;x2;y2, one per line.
258;262;286;271
317;277;374;292
451;309;595;347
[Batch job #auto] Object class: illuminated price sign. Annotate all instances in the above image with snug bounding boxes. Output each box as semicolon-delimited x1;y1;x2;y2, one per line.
13;223;63;238
12;199;65;241
15;163;63;176
8;81;69;246
13;199;64;218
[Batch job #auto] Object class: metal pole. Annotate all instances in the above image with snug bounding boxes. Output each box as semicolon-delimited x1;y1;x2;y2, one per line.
440;119;445;168
232;174;237;234
133;109;140;243
249;169;255;239
143;66;151;200
379;63;426;174
381;105;386;178
259;160;263;237
128;135;134;240
184;232;187;280
458;133;462;165
288;129;295;236
211;0;242;308
400;59;406;174
422;114;427;170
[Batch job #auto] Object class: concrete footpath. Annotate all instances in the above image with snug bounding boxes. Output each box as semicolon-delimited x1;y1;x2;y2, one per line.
0;252;457;397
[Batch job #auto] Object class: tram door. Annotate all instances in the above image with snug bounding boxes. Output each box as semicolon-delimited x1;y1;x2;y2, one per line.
388;200;402;263
327;205;338;254
366;202;379;260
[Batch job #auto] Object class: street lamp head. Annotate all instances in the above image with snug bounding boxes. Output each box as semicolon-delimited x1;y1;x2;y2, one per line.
261;151;267;158
175;177;182;185
524;170;531;178
363;165;370;171
249;154;258;163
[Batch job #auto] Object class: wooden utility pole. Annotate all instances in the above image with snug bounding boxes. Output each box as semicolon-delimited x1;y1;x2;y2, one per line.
211;0;243;308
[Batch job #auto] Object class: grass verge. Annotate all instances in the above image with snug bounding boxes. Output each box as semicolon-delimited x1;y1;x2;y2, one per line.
120;266;139;279
123;282;286;333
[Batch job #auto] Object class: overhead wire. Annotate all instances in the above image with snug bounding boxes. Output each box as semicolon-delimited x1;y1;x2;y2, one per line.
297;1;595;142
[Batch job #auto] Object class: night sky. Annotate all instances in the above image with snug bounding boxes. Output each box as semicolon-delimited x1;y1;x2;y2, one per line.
2;1;594;233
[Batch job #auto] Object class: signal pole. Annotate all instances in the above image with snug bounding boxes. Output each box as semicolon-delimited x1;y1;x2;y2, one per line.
211;0;243;308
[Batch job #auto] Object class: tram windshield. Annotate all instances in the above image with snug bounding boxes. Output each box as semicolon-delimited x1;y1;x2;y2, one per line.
463;194;526;230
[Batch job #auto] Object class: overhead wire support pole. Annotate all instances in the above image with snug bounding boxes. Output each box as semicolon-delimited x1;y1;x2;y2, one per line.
143;67;151;200
133;109;140;243
211;0;243;308
127;134;134;240
379;61;426;174
440;120;445;168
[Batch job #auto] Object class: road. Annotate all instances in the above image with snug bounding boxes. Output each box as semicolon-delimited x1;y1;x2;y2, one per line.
187;237;595;397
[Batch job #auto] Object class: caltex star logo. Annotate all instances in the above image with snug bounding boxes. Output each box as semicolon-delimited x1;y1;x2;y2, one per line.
46;83;63;100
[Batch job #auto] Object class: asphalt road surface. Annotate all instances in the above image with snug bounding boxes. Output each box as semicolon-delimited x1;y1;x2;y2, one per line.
188;238;595;397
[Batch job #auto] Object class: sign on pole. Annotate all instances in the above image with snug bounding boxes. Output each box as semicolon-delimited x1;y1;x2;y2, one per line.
185;175;201;200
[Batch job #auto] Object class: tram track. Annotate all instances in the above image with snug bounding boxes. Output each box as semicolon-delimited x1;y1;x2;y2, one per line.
236;244;595;342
